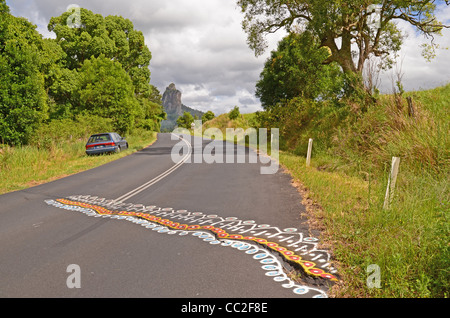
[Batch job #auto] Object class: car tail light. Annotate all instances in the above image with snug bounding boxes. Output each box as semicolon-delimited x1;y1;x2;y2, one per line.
86;142;115;149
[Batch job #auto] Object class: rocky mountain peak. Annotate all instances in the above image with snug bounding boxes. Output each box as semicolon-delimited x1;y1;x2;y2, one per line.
162;83;183;116
160;83;205;132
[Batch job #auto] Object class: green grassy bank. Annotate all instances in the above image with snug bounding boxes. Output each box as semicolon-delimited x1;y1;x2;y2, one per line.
282;85;449;297
0;117;157;194
201;85;449;298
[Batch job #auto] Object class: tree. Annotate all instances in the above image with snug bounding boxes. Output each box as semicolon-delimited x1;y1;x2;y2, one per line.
48;7;165;131
237;0;449;91
202;110;215;122
228;106;240;120
75;55;140;134
0;1;48;145
48;8;152;94
176;112;194;129
256;31;344;109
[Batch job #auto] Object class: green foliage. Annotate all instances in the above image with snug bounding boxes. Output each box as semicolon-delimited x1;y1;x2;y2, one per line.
256;32;344;109
0;0;8;14
0;6;48;145
202;110;215;122
256;97;348;153
0;128;157;195
237;0;447;90
48;9;151;79
176;112;194;129
47;7;164;134
228;106;240;120
30;113;114;151
74;55;139;134
0;3;163;146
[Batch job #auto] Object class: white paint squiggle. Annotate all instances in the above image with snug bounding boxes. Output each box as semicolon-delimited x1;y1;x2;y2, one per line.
45;198;330;298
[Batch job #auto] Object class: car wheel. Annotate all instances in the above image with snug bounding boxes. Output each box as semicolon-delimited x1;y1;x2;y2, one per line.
116;146;121;153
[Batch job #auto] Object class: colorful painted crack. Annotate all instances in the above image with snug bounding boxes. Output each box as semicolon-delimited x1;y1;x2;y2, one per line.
47;198;331;298
48;197;337;282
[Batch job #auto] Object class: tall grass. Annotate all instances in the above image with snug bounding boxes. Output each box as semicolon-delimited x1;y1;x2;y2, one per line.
0;115;157;194
278;84;449;297
181;85;448;297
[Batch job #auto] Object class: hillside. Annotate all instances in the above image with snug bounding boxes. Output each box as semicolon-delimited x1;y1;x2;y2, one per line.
202;112;257;133
199;84;449;298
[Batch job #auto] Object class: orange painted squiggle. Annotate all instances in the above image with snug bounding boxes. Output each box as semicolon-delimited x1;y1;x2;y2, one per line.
56;198;338;281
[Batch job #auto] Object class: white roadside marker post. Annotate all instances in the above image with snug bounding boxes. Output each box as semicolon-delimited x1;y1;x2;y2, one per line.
383;157;401;210
306;138;313;167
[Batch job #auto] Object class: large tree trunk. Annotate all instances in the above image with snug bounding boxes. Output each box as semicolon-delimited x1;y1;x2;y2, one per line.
323;35;367;98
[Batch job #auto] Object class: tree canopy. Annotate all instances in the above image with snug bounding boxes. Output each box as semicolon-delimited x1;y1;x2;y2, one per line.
0;2;48;145
256;31;344;109
237;0;449;89
176;112;194;129
0;2;165;145
48;8;152;96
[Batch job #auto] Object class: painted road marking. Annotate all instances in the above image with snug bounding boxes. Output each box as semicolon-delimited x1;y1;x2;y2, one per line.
45;197;331;298
114;134;192;203
46;196;338;296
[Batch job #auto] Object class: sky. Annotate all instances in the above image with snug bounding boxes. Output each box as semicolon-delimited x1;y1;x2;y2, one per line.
5;0;450;115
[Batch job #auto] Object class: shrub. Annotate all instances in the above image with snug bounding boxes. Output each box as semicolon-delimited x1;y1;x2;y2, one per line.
228;106;240;120
202;110;215;122
31;114;114;150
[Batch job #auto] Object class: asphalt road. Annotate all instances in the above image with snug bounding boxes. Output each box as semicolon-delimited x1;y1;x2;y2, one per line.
0;133;336;300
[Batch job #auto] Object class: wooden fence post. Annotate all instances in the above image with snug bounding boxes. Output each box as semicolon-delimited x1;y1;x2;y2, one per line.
407;97;415;117
383;157;401;210
306;138;313;167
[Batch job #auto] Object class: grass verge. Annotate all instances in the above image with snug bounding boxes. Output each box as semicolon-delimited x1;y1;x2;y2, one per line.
280;150;448;298
198;85;448;298
0;130;157;195
277;85;449;298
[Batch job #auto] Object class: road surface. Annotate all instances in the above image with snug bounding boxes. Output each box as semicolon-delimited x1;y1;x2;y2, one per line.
0;133;337;301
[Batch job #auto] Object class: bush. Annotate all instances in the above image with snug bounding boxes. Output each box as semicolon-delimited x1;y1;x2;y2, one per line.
202;110;215;122
31;114;114;150
228;106;240;120
176;112;194;129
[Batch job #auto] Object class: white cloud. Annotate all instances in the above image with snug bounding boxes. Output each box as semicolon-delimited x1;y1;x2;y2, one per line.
378;4;450;93
6;0;273;114
5;1;449;114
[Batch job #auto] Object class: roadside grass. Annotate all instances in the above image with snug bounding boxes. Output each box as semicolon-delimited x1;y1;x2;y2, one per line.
280;150;449;298
279;85;449;298
197;85;449;298
0;129;157;195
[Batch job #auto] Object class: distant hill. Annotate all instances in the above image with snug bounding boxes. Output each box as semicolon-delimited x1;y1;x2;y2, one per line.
202;112;258;133
160;83;204;132
200;111;260;147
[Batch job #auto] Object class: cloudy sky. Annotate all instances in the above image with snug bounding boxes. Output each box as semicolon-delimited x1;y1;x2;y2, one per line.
5;0;450;115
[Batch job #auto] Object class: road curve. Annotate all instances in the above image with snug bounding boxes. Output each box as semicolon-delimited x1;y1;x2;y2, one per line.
0;133;336;299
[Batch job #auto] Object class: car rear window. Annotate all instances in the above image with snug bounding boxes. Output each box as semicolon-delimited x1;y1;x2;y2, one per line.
88;134;111;143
